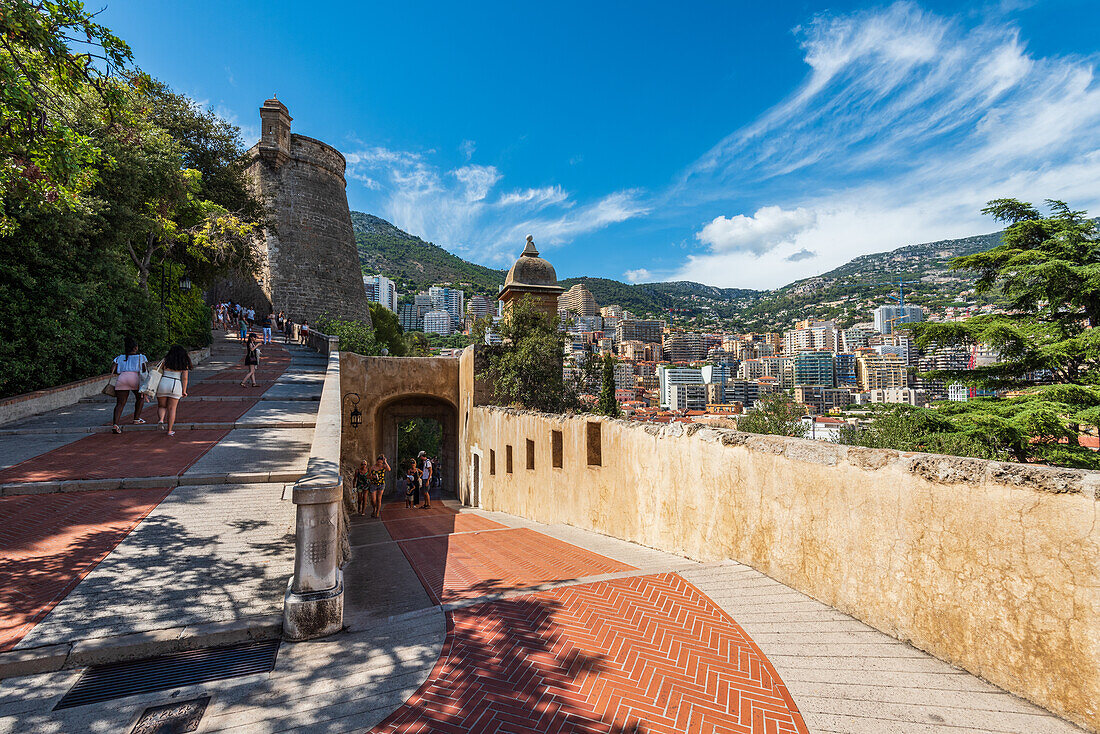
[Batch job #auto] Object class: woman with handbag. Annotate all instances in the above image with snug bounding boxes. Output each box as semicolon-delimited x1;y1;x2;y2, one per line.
239;333;261;388
156;345;192;436
110;336;148;434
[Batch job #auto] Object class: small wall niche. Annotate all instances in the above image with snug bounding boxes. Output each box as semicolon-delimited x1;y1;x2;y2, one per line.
552;430;563;468
526;439;535;470
489;449;496;475
586;422;602;466
506;445;513;474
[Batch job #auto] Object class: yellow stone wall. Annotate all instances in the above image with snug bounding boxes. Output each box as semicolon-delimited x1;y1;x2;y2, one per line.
460;406;1100;732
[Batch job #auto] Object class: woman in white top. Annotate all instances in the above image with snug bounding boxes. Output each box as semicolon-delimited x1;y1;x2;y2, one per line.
156;344;193;436
111;336;148;434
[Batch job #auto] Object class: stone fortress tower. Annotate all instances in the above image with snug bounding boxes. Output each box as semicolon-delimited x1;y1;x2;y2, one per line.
246;97;371;325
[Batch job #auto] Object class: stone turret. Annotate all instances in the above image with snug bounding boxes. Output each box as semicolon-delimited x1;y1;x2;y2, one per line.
245;98;372;326
497;235;564;320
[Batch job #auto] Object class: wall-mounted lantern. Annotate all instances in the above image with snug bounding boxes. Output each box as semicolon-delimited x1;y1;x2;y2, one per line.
344;392;362;429
179;276;192;292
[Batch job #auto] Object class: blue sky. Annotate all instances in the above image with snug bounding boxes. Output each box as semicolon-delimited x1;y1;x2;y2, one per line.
101;1;1100;289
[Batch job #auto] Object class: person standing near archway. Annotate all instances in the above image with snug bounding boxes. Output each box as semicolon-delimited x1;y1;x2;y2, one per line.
418;450;433;509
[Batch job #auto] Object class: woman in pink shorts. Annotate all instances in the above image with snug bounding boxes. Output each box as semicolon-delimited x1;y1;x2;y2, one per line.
111;336;148;434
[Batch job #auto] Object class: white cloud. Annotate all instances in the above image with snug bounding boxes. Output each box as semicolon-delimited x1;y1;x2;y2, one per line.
460;139;476;160
624;268;652;283
344;145;643;264
451;165;501;203
670;1;1100;288
696;206;817;256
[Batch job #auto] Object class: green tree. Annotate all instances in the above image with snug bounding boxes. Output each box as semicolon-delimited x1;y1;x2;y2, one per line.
367;302;407;356
478;296;579;412
314;315;380;355
404;331;431;357
737;392;805;437
597;354;621;417
397;418;441;473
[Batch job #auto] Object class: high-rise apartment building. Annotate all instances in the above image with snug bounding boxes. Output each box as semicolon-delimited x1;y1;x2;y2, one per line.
783;321;839;354
834;353;858;388
617;319;664;345
856;352;908;390
794;386;853;415
873;304;925;334
558;283;598;317
726;380;779;409
398;302;429;332
663;332;707;362
428;286;465;327
794;350;835;387
657;366;704;408
600;305;623;318
737;359;765;380
363;275;399;312
669;383;707;412
467;294;492;321
422;309;453;336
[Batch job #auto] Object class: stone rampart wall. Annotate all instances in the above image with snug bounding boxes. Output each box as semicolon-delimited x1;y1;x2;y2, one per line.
246;135;371;326
461;407;1100;731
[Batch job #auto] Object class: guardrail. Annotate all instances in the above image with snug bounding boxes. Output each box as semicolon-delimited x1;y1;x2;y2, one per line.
282;335;345;640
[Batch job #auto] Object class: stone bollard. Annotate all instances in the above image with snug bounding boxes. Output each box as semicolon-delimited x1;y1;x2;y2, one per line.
282;471;344;639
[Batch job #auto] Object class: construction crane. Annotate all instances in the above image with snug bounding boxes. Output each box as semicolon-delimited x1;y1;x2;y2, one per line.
842;276;921;308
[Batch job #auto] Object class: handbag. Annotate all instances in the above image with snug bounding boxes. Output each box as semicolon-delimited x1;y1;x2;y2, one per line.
102;374;118;397
141;360;164;399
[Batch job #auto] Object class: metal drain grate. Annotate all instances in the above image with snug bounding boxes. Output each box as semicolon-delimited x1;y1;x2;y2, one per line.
55;640;280;710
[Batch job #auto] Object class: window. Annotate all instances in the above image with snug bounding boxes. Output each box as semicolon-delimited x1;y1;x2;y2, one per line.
526;439;535;470
490;449;496;476
506;445;513;474
552;430;563;468
586;422;602;466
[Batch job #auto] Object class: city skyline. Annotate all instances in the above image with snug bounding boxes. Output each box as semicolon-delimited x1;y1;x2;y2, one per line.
100;1;1100;288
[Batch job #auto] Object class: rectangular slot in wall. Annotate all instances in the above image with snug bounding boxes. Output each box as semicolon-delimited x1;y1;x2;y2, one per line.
506;445;513;474
489;449;496;475
586;422;602;466
552;430;563;468
526;439;535;470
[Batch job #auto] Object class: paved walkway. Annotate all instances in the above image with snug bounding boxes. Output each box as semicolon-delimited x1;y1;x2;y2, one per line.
0;332;324;654
2;494;1086;733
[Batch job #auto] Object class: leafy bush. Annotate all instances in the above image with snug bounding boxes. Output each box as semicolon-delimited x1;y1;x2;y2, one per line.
315;315;381;355
737;392;805;437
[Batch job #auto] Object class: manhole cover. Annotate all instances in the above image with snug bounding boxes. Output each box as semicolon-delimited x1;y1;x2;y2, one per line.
131;695;210;734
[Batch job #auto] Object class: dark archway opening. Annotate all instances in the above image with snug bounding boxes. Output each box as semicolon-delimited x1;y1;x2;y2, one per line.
376;395;457;501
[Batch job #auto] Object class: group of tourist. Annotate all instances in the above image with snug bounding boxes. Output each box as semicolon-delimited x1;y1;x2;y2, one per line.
354;451;439;518
214;302;310;346
109;337;193;436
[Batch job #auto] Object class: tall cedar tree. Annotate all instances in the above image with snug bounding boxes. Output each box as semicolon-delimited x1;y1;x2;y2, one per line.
597;354;621;417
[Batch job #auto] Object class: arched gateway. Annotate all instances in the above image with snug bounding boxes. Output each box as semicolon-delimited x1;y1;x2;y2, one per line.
339;354;461;499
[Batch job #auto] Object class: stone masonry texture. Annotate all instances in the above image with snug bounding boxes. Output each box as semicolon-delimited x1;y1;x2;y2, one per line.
247;124;372;326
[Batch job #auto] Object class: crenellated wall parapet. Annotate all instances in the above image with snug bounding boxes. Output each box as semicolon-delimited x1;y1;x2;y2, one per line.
460;406;1100;732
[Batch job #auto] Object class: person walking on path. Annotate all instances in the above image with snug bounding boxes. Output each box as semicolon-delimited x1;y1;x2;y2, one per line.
240;333;261;387
264;312;275;344
237;312;248;340
354;460;371;516
368;454;389;518
404;460;420;508
110;337;148;434
418;450;433;509
156;345;192;437
282;314;293;344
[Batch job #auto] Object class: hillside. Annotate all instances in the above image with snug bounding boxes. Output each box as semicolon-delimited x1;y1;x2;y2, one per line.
351;212;505;297
351;212;1013;329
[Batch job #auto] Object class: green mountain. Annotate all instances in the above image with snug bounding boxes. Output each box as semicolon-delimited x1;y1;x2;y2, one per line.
351;212;1013;329
351;212;505;297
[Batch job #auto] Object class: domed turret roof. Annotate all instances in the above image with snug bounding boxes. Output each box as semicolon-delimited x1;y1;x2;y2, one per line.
504;235;558;288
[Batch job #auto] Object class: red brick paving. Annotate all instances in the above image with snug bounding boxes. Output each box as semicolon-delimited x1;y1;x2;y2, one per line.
372;572;808;734
0;429;229;483
171;400;256;423
0;487;171;651
396;526;636;604
382;509;506;542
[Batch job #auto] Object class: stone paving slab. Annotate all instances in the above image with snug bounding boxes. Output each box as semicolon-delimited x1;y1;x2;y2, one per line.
238;400;327;424
15;482;295;649
182;427;314;477
0;435;85;471
0;488;171;651
679;563;1086;734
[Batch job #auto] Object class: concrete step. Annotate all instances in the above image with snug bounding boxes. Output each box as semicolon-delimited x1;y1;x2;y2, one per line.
0;471;306;496
0;420;316;436
0;615;283;680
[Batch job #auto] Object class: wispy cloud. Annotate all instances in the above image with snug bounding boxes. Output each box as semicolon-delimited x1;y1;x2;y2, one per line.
672;1;1100;287
624;268;653;284
345;146;644;264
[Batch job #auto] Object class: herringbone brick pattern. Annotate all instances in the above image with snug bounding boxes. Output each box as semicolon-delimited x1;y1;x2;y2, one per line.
372;573;808;734
397;527;636;604
0;487;171;651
